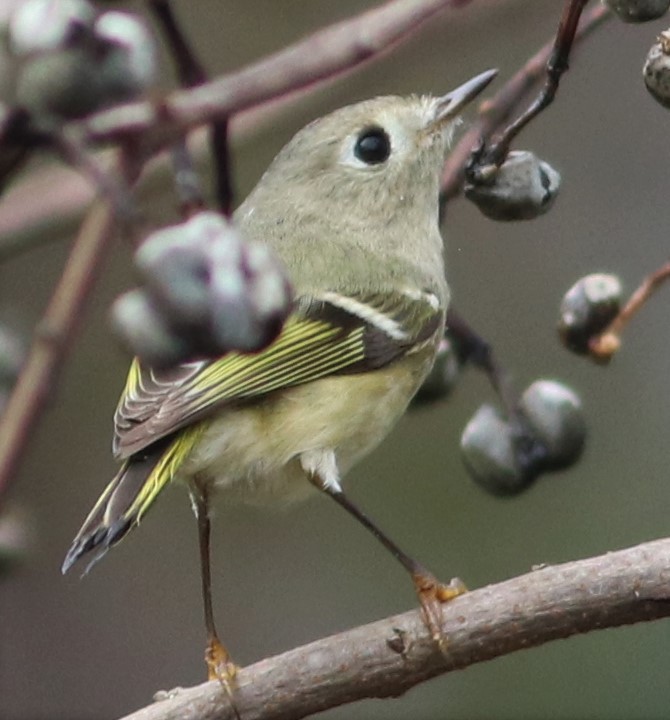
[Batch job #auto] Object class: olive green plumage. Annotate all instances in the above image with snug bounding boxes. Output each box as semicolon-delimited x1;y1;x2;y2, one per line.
62;79;493;573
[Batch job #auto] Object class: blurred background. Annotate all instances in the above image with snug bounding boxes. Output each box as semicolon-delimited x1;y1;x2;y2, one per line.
2;1;670;718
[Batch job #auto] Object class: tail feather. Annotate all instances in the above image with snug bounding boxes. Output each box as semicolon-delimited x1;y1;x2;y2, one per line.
62;425;205;574
61;447;166;574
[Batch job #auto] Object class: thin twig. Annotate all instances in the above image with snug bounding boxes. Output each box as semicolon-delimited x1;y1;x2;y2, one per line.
152;0;234;216
468;0;591;177
589;261;670;363
0;180;122;508
446;308;516;410
0;0;511;248
149;0;218;215
440;3;610;203
118;537;670;720
146;1;236;215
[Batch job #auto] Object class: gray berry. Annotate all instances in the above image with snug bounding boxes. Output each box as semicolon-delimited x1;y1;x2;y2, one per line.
465;150;561;222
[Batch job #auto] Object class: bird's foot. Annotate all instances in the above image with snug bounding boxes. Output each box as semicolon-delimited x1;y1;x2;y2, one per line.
412;571;467;651
205;637;242;718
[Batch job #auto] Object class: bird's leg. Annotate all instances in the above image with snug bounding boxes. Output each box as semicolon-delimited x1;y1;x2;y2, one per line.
189;478;240;694
309;472;466;649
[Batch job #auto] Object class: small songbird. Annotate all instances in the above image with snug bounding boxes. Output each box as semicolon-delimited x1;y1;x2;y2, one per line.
63;69;497;685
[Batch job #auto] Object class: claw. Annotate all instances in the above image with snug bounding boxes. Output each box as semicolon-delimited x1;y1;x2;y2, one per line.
413;572;468;651
205;638;242;719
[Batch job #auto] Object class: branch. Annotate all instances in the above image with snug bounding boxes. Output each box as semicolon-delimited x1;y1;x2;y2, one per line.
440;3;610;201
469;0;590;172
0;0;490;251
81;0;480;153
589;260;670;362
0;191;119;508
120;537;670;720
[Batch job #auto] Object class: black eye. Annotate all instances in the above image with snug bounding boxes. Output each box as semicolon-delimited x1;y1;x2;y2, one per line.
354;126;391;165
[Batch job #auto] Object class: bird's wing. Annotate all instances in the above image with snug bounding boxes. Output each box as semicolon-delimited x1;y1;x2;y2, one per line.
113;289;443;459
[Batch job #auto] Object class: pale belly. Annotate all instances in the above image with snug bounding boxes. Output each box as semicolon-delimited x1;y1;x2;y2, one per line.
180;351;433;505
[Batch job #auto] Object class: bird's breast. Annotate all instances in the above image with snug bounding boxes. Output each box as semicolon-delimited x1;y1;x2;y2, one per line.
179;347;436;506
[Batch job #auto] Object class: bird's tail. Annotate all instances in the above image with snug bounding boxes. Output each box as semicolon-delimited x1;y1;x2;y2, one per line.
62;428;203;574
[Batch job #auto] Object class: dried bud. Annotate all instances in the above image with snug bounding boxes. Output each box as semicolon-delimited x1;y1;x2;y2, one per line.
14;49;106;119
558;273;622;355
209;239;291;352
465;150;561;221
412;337;461;405
461;379;585;496
136;217;214;327
94;11;157;101
644;29;670;107
518;380;586;471
460;404;530;496
606;0;670;22
111;289;189;369
2;1;156;122
8;0;94;56
121;212;293;367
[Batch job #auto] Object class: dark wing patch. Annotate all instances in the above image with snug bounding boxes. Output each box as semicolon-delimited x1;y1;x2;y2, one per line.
113;290;444;459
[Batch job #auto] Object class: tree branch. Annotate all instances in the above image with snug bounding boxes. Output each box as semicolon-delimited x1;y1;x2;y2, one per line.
0;0;492;251
119;537;670;720
81;0;481;154
0;188;121;508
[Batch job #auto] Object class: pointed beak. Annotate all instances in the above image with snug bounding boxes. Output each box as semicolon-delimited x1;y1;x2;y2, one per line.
430;68;498;130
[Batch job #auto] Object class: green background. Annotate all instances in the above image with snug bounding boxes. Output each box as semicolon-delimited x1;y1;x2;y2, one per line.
3;1;670;718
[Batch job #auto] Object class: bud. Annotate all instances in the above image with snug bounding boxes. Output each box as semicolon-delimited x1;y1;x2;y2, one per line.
2;0;157;122
460;404;530;496
8;0;94;56
518;380;586;471
461;379;585;496
606;0;670;22
119;212;293;367
465;150;561;222
558;273;622;355
111;289;188;369
94;11;157;102
644;29;670;108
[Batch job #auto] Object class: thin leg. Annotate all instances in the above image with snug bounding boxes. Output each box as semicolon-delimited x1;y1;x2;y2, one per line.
190;478;240;708
310;474;467;647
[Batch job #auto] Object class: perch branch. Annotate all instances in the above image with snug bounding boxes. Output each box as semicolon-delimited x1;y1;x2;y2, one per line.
120;537;670;720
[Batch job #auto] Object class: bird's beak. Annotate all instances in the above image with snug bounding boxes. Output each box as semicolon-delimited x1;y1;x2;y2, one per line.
430;68;498;131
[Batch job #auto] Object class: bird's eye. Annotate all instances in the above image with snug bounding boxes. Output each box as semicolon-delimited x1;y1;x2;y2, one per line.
353;126;391;165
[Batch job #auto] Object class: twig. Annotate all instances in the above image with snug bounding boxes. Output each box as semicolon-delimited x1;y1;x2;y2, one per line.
445;309;550;476
446;308;515;410
440;3;610;202
81;0;480;153
149;0;228;215
589;261;670;363
0;185;121;508
468;0;591;178
0;0;510;248
151;0;234;215
118;537;670;720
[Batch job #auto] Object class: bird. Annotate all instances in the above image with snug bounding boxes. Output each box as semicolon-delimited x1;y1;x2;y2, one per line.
62;68;497;687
